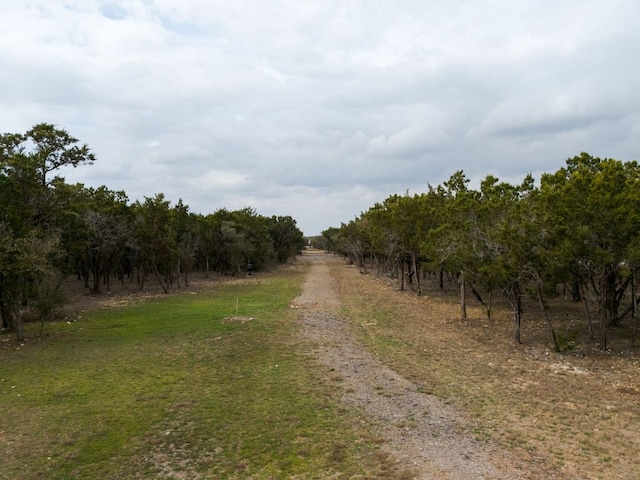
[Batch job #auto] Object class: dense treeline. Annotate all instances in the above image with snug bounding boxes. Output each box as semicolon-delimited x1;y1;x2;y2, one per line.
0;124;306;341
321;153;640;351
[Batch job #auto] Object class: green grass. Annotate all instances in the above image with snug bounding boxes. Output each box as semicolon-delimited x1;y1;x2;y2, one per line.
0;273;386;479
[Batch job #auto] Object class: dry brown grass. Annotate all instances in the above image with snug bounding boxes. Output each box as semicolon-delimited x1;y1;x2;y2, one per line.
333;262;640;480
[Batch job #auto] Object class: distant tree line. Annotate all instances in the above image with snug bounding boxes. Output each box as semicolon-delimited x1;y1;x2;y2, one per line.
1;124;306;341
321;153;640;351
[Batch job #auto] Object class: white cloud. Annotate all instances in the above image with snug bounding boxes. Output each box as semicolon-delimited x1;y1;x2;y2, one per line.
2;0;640;235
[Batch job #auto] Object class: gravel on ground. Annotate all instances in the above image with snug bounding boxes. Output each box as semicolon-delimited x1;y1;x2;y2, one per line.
293;252;532;480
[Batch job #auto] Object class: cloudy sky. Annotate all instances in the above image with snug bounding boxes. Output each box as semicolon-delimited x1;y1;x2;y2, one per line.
2;1;640;235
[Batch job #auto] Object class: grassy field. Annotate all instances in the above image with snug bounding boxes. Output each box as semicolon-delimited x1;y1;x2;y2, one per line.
5;256;639;479
0;269;393;479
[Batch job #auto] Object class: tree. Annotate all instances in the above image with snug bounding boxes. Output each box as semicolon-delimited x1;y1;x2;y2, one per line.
25;123;95;187
387;192;432;295
195;214;216;278
0;226;61;341
79;186;132;293
0;125;94;340
229;208;274;270
133;194;176;293
426;172;478;316
485;175;539;344
268;215;305;264
32;268;66;337
363;200;401;275
540;153;640;349
339;217;371;273
172;199;198;287
319;226;343;254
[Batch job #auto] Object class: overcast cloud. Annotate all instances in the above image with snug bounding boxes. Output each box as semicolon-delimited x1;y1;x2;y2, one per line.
2;1;639;234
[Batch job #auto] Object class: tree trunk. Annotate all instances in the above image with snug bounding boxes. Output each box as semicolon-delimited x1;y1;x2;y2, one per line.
514;300;522;344
600;271;608;351
600;306;608;351
0;302;10;331
412;254;421;296
153;262;169;293
536;281;558;350
488;291;493;321
607;271;622;327
633;270;638;348
513;308;521;343
571;282;581;301
92;265;100;294
507;281;522;344
14;305;24;343
400;256;405;291
459;271;467;319
137;264;142;289
580;284;594;340
140;270;146;291
80;264;90;291
469;282;491;319
153;260;169;294
632;270;637;320
0;277;10;330
0;278;23;341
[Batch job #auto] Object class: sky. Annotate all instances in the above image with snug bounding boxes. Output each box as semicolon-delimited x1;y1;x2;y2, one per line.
2;1;640;235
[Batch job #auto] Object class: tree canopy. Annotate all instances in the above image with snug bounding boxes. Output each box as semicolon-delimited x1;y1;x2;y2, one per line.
324;153;640;351
0;124;305;341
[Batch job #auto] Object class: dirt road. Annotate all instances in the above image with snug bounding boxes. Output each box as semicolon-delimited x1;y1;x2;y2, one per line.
293;251;529;480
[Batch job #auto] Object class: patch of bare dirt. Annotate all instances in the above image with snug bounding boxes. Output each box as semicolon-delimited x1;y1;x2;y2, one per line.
58;273;261;319
221;316;255;323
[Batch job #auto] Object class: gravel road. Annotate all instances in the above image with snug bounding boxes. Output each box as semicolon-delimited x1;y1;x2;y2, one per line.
293;252;530;480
